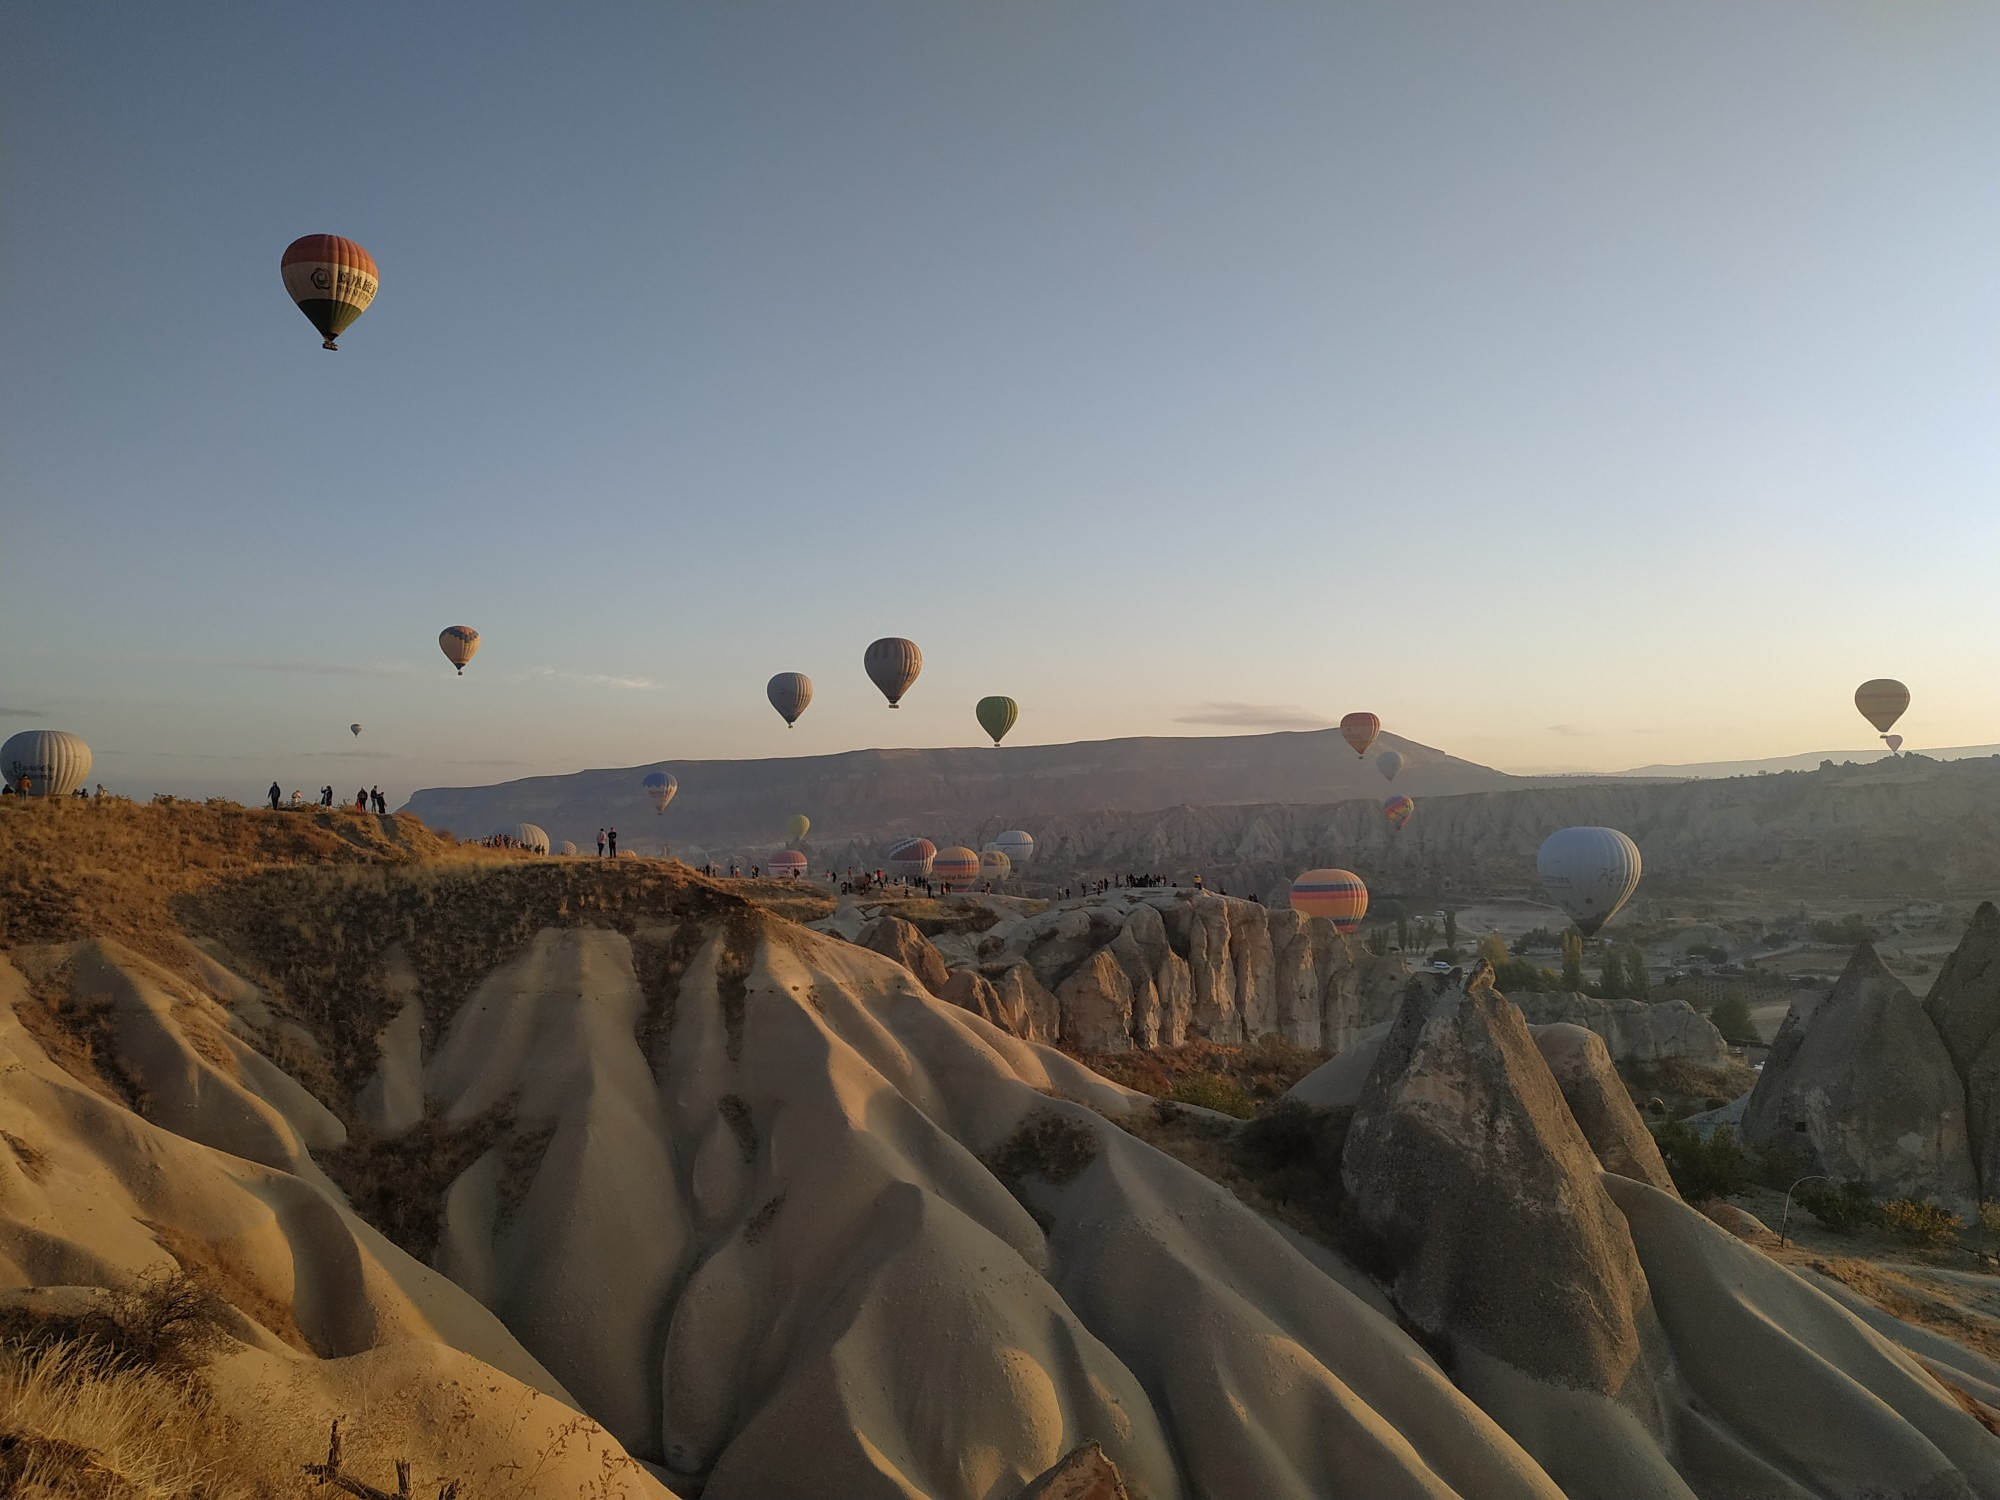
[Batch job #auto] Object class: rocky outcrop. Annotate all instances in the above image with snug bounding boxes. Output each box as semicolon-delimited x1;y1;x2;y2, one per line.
1743;942;1978;1211
1017;1442;1129;1500
1926;901;2000;1193
855;914;950;996
1530;1023;1677;1194
1510;991;1728;1067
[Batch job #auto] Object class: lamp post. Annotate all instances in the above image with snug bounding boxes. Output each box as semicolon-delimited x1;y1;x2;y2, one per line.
1779;1174;1833;1247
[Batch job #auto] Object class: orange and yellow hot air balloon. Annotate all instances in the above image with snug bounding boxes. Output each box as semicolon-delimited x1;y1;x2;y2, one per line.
439;626;480;675
1289;868;1368;933
1340;713;1381;758
281;235;379;350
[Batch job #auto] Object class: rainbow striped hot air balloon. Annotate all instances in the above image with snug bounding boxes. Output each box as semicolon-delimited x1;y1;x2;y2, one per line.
933;846;980;889
887;837;936;878
281;235;379;350
768;850;809;880
1383;794;1415;831
1289;868;1368;933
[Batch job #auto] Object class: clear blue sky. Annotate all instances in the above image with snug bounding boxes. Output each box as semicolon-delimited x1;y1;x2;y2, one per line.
3;1;1997;800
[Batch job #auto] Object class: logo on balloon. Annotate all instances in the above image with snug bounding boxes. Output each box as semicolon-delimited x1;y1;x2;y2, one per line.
310;267;332;291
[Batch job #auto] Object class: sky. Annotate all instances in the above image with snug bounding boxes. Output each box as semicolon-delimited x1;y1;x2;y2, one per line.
3;0;1997;800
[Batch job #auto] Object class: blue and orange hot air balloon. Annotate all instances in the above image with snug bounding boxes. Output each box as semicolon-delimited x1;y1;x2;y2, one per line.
1383;794;1414;831
281;235;379;350
933;846;980;889
1289;868;1368;933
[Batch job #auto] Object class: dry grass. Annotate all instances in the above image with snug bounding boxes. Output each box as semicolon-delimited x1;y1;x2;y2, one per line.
1792;1254;2000;1366
318;1103;514;1262
1;1130;51;1184
1070;1037;1328;1118
0;1341;253;1500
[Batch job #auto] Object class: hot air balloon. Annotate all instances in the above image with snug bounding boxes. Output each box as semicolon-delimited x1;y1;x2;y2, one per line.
1377;750;1405;782
1855;679;1910;741
1289;869;1369;933
768;850;809;880
979;848;1012;884
1;730;91;798
1383;794;1415;831
643;770;678;813
1885;735;1904;754
558;840;579;856
886;837;936;878
1537;827;1641;937
350;724;362;738
994;830;1035;864
786;813;811;843
933;847;980;889
976;696;1018;747
767;673;813;728
497;823;550;854
865;638;922;707
1340;713;1381;758
439;626;480;675
280;235;379;351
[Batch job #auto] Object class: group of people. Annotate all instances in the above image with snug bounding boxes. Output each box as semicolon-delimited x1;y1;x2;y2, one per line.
0;780;101;799
267;782;388;814
596;827;619;856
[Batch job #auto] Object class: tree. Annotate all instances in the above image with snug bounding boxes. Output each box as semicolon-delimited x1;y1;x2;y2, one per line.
1596;947;1627;999
1411;918;1440;954
1560;931;1584;993
1476;933;1509;969
1626;945;1650;1000
1396;914;1410;951
1709;992;1758;1045
1443;909;1459;949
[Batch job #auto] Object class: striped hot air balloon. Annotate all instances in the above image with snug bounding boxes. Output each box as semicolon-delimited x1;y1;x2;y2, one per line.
979;848;1012;883
768;850;809;879
865;638;923;707
1339;713;1381;758
886;837;936;878
439;626;480;675
2;730;91;797
643;770;677;813
1854;679;1910;736
994;830;1035;864
1289;869;1368;933
1383;794;1415;831
933;846;980;889
767;673;813;727
976;696;1018;746
281;235;379;350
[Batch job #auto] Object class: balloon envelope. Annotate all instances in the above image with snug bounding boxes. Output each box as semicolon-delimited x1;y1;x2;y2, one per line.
1340;713;1381;758
933;847;980;887
979;848;1012;883
1537;827;1642;937
768;851;809;879
1885;735;1904;753
281;234;378;349
786;813;811;843
642;771;678;813
1;730;91;797
497;823;550;854
1289;869;1368;933
976;696;1018;746
558;840;578;856
350;724;362;737
865;638;923;707
1376;750;1405;782
886;836;936;878
1383;794;1415;830
994;829;1035;864
1854;679;1909;734
439;626;480;674
767;673;813;727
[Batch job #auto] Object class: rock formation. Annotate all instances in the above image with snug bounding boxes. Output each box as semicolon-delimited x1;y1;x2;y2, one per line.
1512;991;1728;1068
1742;942;1978;1211
1530;1022;1677;1194
1926;901;2000;1194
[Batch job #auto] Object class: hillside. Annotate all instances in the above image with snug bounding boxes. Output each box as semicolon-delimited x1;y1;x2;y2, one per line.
1008;752;2000;908
401;725;1516;852
5;799;2000;1497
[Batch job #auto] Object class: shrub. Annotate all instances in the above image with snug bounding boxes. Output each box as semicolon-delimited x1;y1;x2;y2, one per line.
1238;1098;1340;1172
1594;948;1627;999
1880;1198;1963;1246
1810;914;1873;946
1709;994;1759;1045
1166;1072;1258;1119
1475;934;1510;968
1685;943;1728;965
1512;926;1560;954
1651;1121;1751;1202
1491;958;1562;993
1794;1180;1876;1234
1979;1201;2000;1240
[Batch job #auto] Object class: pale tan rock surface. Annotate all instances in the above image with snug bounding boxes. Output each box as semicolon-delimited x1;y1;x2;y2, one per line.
1512;991;1728;1067
1530;1022;1678;1194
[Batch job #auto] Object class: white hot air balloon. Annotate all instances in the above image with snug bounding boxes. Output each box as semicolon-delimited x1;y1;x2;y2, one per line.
993;829;1035;864
1376;750;1405;782
2;730;92;797
1536;827;1642;938
496;822;550;854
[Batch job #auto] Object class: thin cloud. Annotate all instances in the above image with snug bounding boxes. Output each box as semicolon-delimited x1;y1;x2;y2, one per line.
1175;701;1332;730
1545;724;1592;737
0;704;47;717
237;658;421;678
525;667;663;691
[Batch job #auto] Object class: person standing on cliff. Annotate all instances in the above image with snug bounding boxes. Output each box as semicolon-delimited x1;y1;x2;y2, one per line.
608;827;618;856
597;828;606;857
268;781;282;810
